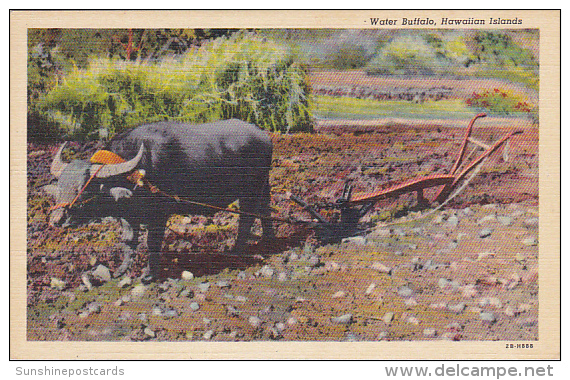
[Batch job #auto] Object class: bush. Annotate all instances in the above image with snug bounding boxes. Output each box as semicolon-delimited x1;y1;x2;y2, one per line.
365;35;446;76
466;88;537;120
37;32;313;139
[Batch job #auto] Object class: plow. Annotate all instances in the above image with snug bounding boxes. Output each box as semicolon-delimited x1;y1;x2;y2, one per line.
287;113;523;242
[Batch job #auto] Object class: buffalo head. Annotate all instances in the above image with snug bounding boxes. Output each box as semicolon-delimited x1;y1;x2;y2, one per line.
44;142;145;227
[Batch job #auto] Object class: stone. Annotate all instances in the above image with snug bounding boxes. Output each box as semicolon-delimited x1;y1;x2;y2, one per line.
332;291;346;298
477;214;497;225
50;277;66;291
448;302;466;314
131;284;147;300
144;327;155;338
365;283;376;295
92;264;112;283
477;251;496;261
446;215;459;227
522;236;538;246
342;236;367;245
189;302;200;311
497;216;513;226
197;282;210;292
480;312;497;323
479;228;493;238
331;313;353;325
397;286;413;297
202;330;214;340
423;328;437;338
523;217;539;228
117;277;132;289
181;271;194;281
259;265;274;278
382;312;394;324
248;316;263;328
216;280;230;288
371;262;392;274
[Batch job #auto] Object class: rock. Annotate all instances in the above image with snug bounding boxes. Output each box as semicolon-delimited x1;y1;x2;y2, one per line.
433;214;445;224
480;312;497;324
152;307;163;316
477;214;497;225
479;297;503;308
181;271;194;281
277;272;288;282
117;277;132;289
259;265;274;278
216;280;230;288
324;261;340;271
144;327;155;338
460;284;478;298
406;316;420;325
382;312;394;324
445;322;463;332
479;228;493;238
131;284;147;300
523;217;539;228
202;330;214;340
448;302;466;314
163;309;178;318
197;282;210;292
235;295;247;303
50;277;66;291
81;274;93;291
308;255;321;267
477;251;496;261
365;283;376;295
189;302;200;311
405;298;418;307
423;328;437;338
332;291;346;298
397;286;413;297
178;288;194;298
497;216;513;226
371;262;392;274
287;317;297;326
331;313;353;325
342;236;367;245
248;316;263;328
504;306;516;317
522;236;538;246
87;302;101;314
92;264;111;283
446;215;459;227
462;207;474;216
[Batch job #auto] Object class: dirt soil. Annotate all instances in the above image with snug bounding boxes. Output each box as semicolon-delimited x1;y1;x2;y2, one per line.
26;118;538;342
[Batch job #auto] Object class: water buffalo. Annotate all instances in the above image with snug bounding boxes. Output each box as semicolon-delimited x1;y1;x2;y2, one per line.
44;119;275;280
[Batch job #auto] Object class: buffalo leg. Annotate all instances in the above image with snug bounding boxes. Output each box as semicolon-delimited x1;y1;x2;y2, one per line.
145;218;167;279
260;178;275;242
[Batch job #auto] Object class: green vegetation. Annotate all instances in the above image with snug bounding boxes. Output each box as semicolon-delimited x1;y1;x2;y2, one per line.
465;88;537;120
35;32;312;139
27;28;539;140
314;96;472;120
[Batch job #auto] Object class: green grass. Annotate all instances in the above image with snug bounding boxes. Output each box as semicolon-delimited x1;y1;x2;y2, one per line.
313;95;477;120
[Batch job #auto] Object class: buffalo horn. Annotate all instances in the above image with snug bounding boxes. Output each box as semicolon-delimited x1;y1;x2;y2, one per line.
50;142;69;179
92;144;145;178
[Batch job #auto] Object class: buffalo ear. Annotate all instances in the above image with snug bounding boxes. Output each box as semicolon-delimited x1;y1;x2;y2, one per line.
43;184;60;198
109;187;133;202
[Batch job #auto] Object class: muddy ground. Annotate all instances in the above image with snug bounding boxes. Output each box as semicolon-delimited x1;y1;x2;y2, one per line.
26;115;539;342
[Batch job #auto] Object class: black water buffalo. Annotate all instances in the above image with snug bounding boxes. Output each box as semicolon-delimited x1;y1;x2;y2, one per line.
44;119;275;280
